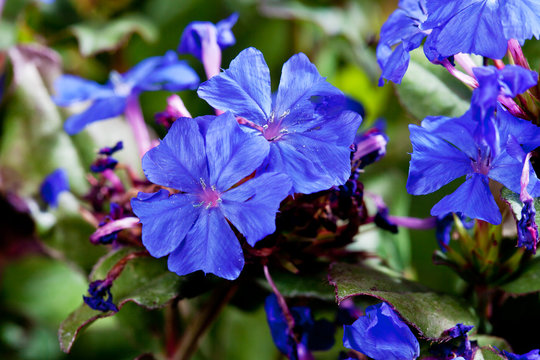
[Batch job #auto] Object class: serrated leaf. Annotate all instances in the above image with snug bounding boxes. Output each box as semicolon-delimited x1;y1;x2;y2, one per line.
256;270;335;301
328;263;477;339
500;256;540;294
71;14;158;56
59;247;185;353
396;48;471;120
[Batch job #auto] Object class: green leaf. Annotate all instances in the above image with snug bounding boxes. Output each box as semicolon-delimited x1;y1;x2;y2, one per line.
328;263;478;339
500;256;540;294
256;270;335;301
71;14;158;56
471;335;511;350
0;20;16;50
1;45;89;196
59;247;185;353
476;347;506;360
395;48;471;120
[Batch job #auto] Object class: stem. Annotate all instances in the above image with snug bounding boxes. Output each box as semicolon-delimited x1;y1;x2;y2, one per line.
498;95;527;118
263;264;296;337
171;284;237;360
387;216;437;230
102;169;124;192
165;299;181;358
125;95;152;159
454;53;477;77
442;59;478;89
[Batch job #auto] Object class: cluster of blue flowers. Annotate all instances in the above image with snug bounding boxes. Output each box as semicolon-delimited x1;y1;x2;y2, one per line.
379;0;540;254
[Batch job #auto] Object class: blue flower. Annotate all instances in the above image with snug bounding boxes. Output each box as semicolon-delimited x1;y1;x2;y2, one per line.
407;106;540;224
40;168;70;207
198;47;362;194
435;213;473;251
131;112;291;280
343;302;420;360
430;323;475;360
178;13;238;61
376;0;429;85
83;280;118;312
265;294;335;360
471;65;538;120
499;349;540;360
424;0;540;59
53;51;199;134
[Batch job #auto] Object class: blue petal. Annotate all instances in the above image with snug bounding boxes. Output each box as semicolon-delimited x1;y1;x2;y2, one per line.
124;51;176;87
488;149;528;194
429;1;508;59
205;112;269;190
421;111;481;160
131;190;200;258
407;125;472;195
273;52;342;119
216;13;239;48
136;61;199;92
63;96;126;135
221;172;291;246
343;302;420;360
498;65;538;97
40;168;70;207
499;0;540;43
167;208;244;280
431;173;501;224
377;43;413;85
198;47;272;125
53;75;112;106
142;118;208;192
265;294;295;356
497;105;540;152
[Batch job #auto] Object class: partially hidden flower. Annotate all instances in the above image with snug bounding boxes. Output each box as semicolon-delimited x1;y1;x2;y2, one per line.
407;106;540;224
376;0;429;85
424;0;540;59
131;112;291;280
343;302;420;360
40;168;69;207
198;47;362;195
265;294;335;360
155;94;192;129
428;323;476;360
83;279;118;312
435;212;473;251
499;348;540;360
352;119;388;169
516;151;539;252
53;51;199;134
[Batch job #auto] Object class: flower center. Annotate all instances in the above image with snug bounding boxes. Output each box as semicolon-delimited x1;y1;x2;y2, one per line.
196;178;221;209
109;71;134;97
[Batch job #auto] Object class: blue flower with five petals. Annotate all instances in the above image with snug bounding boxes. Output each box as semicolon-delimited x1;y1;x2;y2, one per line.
131;112;291;280
198;47;362;195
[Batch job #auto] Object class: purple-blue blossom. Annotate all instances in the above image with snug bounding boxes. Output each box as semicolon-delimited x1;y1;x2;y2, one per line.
343;302;420;360
264;294;334;360
53;51;199;134
40;168;70;207
429;323;475;360
198;47;362;195
131;112;291;280
499;349;540;360
407;106;540;224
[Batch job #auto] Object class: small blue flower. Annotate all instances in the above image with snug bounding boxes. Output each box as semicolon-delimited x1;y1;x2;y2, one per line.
178;13;238;61
407;106;540;224
83;280;118;312
343;302;420;360
499;349;540;360
376;0;430;85
53;51;199;134
98;141;123;156
40;169;70;207
424;0;540;59
198;47;362;195
265;294;335;360
435;213;473;251
131;112;291;280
